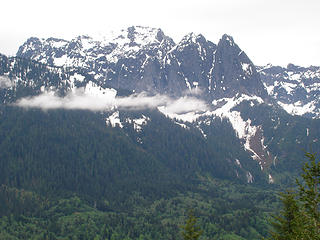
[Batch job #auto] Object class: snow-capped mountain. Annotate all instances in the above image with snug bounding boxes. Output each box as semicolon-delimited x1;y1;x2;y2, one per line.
258;64;320;118
16;26;267;99
15;26;320;119
1;26;320;184
17;26;174;67
17;26;177;95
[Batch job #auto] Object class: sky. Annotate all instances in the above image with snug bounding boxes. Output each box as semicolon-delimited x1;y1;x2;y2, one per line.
1;0;319;67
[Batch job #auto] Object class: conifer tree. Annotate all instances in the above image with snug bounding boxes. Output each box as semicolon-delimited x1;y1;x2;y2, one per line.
268;191;303;240
296;152;320;239
181;209;203;240
268;152;320;240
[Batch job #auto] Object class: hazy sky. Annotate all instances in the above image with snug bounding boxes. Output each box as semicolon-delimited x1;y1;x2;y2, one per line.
1;0;319;67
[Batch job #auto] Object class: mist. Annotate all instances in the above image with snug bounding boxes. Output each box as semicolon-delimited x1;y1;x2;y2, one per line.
13;88;208;115
0;76;13;88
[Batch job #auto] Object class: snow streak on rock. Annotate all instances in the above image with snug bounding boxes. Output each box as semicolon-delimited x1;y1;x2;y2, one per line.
211;95;273;170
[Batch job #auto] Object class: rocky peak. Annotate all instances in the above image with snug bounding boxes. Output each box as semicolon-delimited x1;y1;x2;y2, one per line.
175;33;210;51
161;32;217;96
15;28;268;100
113;26;174;47
287;63;306;72
181;32;205;43
220;34;235;47
210;34;267;99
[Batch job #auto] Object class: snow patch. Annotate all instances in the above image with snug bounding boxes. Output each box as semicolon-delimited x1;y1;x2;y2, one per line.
185;77;191;90
54;54;68;66
50;40;68;49
287;72;301;81
241;63;252;75
174;122;189;129
84;81;117;100
131;115;150;132
263;83;275;95
268;174;274;184
106;111;123;128
277;100;316;116
197;126;207;138
235;159;242;167
246;172;253;183
211;95;263;139
211;95;268;165
71;73;85;83
280;82;297;95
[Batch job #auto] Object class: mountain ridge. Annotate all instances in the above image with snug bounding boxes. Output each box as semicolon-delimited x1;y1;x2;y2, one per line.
16;26;267;100
1;26;320;240
1;26;320;186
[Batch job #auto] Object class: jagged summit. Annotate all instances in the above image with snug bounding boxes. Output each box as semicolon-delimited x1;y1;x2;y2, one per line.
17;26;175;67
98;26;174;47
16;27;267;100
179;32;206;44
210;34;267;99
220;34;235;46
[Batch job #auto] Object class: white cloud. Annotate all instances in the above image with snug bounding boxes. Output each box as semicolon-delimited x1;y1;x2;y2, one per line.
14;90;114;111
162;96;207;114
13;88;208;115
157;95;208;122
0;76;13;88
116;93;171;110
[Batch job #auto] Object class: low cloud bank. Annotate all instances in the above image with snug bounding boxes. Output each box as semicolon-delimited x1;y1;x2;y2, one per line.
0;76;13;88
14;88;208;114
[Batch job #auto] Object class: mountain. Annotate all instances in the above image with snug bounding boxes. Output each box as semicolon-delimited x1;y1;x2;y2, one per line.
17;26;177;95
210;34;267;99
11;26;320;176
1;25;320;239
16;26;268;100
2;26;320;184
15;26;320;114
258;63;320;118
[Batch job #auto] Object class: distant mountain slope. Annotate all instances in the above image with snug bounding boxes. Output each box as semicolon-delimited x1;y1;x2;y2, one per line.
258;64;320;118
2;25;320;240
0;26;319;187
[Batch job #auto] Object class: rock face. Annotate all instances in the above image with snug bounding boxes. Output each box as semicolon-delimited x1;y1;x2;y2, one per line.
163;33;217;96
211;35;267;99
16;26;267;100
